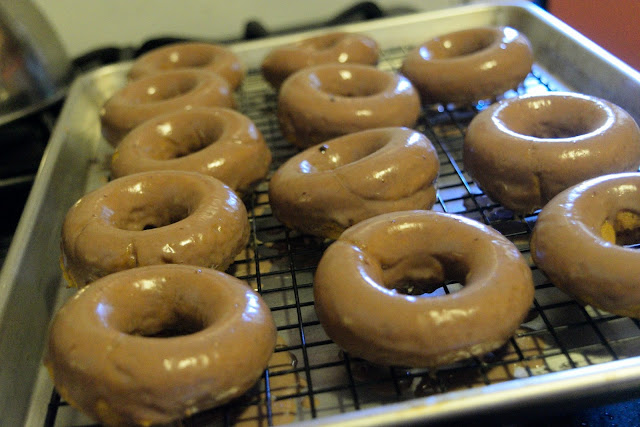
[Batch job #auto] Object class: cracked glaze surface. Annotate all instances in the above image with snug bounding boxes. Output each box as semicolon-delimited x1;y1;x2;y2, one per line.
269;127;439;239
60;170;249;287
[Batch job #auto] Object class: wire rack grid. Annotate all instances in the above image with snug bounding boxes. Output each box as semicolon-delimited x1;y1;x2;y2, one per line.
45;45;640;426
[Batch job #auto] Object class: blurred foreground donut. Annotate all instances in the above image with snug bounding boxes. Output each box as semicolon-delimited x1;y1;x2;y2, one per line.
261;31;379;89
100;69;233;146
531;173;640;318
128;42;245;90
111;107;271;194
277;63;420;148
401;26;533;105
61;171;249;287
269;127;439;239
314;210;534;367
45;264;276;426
464;92;640;214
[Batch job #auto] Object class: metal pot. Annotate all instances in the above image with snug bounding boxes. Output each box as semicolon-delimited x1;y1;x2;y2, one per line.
0;1;72;125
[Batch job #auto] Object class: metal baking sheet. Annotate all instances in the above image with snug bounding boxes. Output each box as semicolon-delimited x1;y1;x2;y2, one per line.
2;1;640;426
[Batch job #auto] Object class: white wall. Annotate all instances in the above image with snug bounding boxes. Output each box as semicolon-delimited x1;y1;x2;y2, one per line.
33;0;468;58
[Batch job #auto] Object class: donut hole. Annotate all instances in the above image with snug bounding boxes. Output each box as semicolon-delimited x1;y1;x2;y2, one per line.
121;203;191;231
154;75;199;100
601;210;640;247
102;276;233;338
313;69;389;98
390;278;464;297
109;188;200;231
499;97;609;139
133;311;206;338
168;51;214;68
125;74;200;104
152;118;225;159
308;34;343;50
424;29;496;59
382;254;467;297
301;133;389;173
114;298;215;338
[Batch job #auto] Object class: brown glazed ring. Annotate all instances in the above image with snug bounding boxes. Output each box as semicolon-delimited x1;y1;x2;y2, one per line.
261;31;379;89
269;127;439;239
100;69;233;146
277;63;420;148
128;42;245;90
463;92;640;214
45;264;277;426
60;171;249;287
110;107;272;194
401;26;533;105
531;173;640;318
314;210;534;367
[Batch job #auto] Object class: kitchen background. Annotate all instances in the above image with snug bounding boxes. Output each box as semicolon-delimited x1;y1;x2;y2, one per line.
5;0;640;425
32;0;638;72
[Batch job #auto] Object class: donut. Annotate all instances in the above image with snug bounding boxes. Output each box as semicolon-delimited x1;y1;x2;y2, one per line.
110;107;272;194
531;173;640;318
401;26;533;105
269;127;439;239
128;42;245;90
277;63;420;148
60;170;249;287
44;264;276;426
100;69;233;146
261;31;379;89
314;210;534;367
464;92;640;214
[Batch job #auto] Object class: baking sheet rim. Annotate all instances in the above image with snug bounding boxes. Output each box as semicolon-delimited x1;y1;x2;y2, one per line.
4;1;640;425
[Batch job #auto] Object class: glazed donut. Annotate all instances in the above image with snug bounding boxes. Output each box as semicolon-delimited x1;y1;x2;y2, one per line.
111;107;272;194
60;170;249;287
128;42;245;90
100;69;233;146
531;173;640;318
464;92;640;214
401;26;533;105
269;127;439;239
277;63;420;148
314;210;534;367
261;31;379;89
45;264;276;426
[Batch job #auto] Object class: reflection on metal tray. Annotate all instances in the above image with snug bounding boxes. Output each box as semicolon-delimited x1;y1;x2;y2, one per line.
2;2;640;426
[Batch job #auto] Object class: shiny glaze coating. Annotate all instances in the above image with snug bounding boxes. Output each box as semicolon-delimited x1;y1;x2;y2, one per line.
45;264;277;425
261;31;379;89
61;171;249;287
100;69;233;146
277;63;420;148
531;173;640;318
314;210;534;367
269;128;439;239
464;92;640;214
128;42;245;90
401;26;533;105
111;107;271;194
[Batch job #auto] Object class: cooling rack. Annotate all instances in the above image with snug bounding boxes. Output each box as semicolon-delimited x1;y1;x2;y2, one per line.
41;43;640;426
